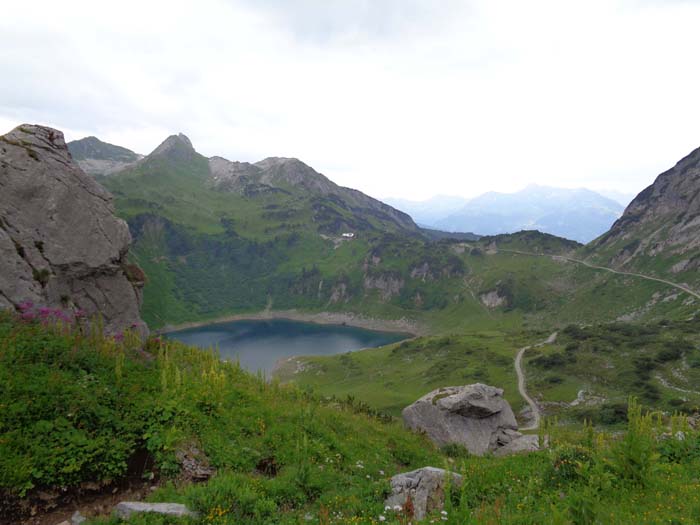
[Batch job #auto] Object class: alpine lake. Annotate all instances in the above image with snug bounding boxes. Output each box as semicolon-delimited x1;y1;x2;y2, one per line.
165;318;409;375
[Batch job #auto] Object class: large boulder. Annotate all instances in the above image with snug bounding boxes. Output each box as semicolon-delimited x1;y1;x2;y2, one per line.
402;384;523;455
385;467;462;520
0;124;147;336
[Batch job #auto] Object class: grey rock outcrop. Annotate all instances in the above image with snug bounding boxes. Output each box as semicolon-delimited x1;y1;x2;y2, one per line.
114;502;198;519
593;145;700;288
0;124;147;336
493;434;540;456
385;467;462;520
403;384;525;455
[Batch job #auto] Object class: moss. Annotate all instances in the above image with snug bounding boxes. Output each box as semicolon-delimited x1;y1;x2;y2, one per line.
32;268;50;287
122;262;147;284
431;391;452;405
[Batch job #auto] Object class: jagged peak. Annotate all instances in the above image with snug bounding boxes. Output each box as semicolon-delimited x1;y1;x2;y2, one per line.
149;133;196;162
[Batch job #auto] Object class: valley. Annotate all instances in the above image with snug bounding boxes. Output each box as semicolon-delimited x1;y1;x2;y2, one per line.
1;123;699;524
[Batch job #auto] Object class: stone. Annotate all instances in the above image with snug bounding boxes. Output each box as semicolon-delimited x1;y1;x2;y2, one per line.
402;384;520;455
493;434;540;457
385;467;462;520
0;124;147;336
114;502;198;519
176;444;215;481
71;510;86;524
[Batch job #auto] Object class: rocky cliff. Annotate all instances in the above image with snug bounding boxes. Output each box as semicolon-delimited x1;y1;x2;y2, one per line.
591;146;700;286
0;124;147;335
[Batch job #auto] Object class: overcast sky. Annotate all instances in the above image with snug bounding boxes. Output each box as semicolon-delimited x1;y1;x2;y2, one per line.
1;0;699;200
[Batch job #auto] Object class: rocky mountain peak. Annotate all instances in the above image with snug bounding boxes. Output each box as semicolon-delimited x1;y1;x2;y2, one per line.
67;135;141;176
68;136;139;162
150;133;196;162
0;124;147;336
591;145;700;285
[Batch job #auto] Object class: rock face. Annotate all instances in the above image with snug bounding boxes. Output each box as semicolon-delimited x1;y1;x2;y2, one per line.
493;434;540;456
114;502;198;519
0;124;147;335
592;146;700;287
385;467;462;520
403;384;525;455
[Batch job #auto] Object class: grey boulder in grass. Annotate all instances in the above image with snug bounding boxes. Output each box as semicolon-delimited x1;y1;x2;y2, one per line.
385;467;462;520
114;502;198;519
402;383;536;455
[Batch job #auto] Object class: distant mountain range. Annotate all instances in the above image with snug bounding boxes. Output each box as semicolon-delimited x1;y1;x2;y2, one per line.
386;186;626;243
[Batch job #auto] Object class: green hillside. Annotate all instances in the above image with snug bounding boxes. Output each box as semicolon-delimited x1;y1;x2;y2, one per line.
4;312;700;524
277;316;700;422
99;135;695;334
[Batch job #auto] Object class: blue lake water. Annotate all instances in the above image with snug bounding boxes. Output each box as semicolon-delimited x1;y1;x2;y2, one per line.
165;318;409;374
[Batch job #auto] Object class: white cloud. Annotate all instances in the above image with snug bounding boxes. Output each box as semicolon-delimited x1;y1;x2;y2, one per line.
1;0;699;200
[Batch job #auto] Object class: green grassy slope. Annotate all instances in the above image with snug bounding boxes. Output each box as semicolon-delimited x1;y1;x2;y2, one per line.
279;316;700;427
4;315;700;524
275;330;546;417
98;138;696;335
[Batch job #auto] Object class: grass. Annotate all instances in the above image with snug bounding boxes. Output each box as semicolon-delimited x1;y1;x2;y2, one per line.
275;330;549;417
3;314;700;523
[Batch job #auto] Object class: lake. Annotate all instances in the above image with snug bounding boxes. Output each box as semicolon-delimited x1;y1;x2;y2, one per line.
164;318;409;374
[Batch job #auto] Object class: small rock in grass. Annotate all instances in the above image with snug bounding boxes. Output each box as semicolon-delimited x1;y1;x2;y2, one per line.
114;502;198;519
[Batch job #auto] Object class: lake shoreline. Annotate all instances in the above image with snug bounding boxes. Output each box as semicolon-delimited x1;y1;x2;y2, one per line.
155;309;423;337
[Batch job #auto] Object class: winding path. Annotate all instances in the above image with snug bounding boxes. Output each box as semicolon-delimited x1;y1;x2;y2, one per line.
502;248;700;431
515;332;557;431
498;249;700;300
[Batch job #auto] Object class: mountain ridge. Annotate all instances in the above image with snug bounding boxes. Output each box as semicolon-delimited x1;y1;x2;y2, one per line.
388;186;624;243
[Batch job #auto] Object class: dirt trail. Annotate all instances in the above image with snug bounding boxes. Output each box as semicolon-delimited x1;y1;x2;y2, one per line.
498;249;700;300
515;332;557;431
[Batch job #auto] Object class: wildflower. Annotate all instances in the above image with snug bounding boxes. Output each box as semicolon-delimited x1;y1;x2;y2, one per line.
379;516;386;522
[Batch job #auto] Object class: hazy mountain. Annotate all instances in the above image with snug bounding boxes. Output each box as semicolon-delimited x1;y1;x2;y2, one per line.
67;136;142;176
595;189;636;207
384;195;470;227
390;186;624;243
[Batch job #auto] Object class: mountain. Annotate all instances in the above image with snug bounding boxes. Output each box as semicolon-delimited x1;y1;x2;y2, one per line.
67;135;141;176
64;132;695;333
595;189;636;207
93;133;486;328
429;185;624;243
384;195;471;227
0;125;146;335
590;146;700;288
